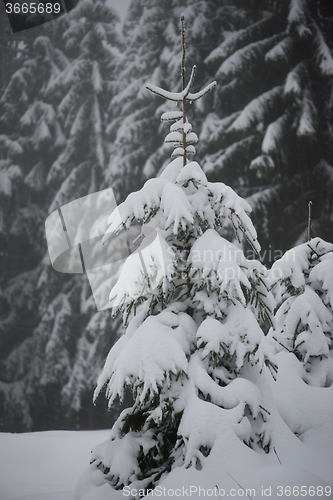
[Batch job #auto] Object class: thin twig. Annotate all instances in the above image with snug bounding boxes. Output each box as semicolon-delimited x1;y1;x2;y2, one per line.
180;14;186;92
274;447;282;464
307;201;312;241
227;472;254;500
181;15;187;167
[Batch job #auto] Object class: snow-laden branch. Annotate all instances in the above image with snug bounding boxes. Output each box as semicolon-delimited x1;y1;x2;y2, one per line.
187;81;217;101
146;66;216;104
146;65;196;102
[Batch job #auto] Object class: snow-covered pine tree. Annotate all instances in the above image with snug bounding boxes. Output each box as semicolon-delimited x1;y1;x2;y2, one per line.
0;3;122;431
77;16;277;498
34;0;125;429
36;0;125;427
46;0;120;202
268;234;333;388
0;27;68;431
201;0;333;252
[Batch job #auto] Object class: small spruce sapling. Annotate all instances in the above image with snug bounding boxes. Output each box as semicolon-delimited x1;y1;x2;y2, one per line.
268;203;333;387
79;16;277;498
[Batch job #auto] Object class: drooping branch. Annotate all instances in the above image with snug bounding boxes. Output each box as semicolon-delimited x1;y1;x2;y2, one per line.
187;81;217;101
146;65;197;102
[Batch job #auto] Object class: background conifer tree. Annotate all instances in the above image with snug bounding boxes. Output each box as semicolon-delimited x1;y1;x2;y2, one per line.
0;0;122;431
0;22;68;430
201;0;333;251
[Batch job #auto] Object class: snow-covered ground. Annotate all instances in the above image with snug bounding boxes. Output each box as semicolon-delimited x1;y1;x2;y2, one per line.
0;429;110;500
1;357;332;500
1;425;332;500
1;358;333;500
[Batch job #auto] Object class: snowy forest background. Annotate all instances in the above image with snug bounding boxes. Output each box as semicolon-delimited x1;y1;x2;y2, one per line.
0;0;332;433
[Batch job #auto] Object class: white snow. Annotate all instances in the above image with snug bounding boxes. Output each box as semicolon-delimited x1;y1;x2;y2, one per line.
0;164;22;197
284;62;304;96
261;115;286;153
146;67;216;103
314;23;333;76
297;90;316;137
265;36;292;63
228;86;283;132
288;0;306;25
2;410;332;500
0;429;110;500
160;111;183;121
205;15;274;65
94;304;196;407
217;34;282;78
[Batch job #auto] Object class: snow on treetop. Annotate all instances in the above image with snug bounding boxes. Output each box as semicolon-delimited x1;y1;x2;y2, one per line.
146;30;216;168
176;161;208;187
103;160;260;251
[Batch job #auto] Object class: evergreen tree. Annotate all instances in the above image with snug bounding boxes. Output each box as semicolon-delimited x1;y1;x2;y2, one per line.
0;1;123;431
268;236;333;387
36;0;124;428
0;25;68;430
46;0;120;204
77;17;277;497
201;0;333;251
